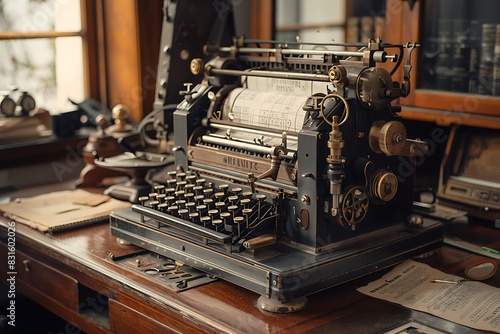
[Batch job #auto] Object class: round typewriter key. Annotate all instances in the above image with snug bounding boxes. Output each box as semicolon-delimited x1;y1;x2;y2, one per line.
256;194;266;218
195;194;205;204
228;195;239;205
234;216;245;237
156;194;166;202
158;203;168;212
228;205;238;217
203;198;214;208
154;185;165;193
165;195;175;206
196;178;206;186
193;186;204;195
167;170;177;179
231;187;242;196
240;198;251;209
138;196;149;206
167;205;178;215
177;180;187;190
189;212;199;223
164;187;176;195
203;188;214;197
255;194;266;200
212;219;223;231
196;204;207;216
185;201;196;212
175;199;186;209
148;192;159;200
185;192;195;200
221;212;233;233
219;184;229;194
186;175;197;183
242;191;253;199
149;200;160;209
176;172;186;180
242;208;252;228
208;209;219;219
178;208;189;219
215;201;225;211
200;216;211;227
177;208;189;219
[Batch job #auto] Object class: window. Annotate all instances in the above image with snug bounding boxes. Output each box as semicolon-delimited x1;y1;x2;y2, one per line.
275;0;346;47
0;0;86;113
275;0;387;49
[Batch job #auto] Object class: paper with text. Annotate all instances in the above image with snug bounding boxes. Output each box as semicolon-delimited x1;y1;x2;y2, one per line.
357;260;500;332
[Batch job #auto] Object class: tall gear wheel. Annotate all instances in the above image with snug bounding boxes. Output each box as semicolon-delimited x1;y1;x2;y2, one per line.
339;185;370;230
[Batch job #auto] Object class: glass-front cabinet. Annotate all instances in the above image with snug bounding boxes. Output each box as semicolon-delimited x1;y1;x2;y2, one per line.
273;0;500;129
386;0;500;129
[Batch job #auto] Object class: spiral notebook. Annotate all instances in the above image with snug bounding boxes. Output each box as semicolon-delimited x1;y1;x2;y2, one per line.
0;189;130;233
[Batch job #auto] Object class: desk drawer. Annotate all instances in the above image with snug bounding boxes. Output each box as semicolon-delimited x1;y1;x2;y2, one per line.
1;245;79;312
109;299;182;333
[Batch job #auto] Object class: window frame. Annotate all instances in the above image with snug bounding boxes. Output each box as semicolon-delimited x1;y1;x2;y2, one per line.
0;0;96;108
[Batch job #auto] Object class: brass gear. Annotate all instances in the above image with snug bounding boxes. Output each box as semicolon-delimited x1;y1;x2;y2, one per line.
369;120;407;156
340;186;369;229
372;171;398;202
379;121;406;155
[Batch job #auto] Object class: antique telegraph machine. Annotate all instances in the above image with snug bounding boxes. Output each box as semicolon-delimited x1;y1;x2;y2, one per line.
110;0;443;312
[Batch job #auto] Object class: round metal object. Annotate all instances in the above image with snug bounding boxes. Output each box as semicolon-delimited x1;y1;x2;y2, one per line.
0;96;16;117
379;121;407;156
369;120;407;156
18;92;36;115
190;58;204;75
372;171;398;202
257;295;308;313
341;186;369;227
356;67;393;110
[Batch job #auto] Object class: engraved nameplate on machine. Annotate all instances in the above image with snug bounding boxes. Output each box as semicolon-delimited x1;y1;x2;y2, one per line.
109;0;443;313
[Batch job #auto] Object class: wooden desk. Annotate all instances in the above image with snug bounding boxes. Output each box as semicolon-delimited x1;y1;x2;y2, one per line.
1;188;499;333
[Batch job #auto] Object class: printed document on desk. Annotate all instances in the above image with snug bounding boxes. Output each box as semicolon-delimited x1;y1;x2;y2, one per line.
357;260;500;332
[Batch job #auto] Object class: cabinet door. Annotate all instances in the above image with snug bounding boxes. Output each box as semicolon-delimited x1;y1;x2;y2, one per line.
0;245;79;312
394;0;500;129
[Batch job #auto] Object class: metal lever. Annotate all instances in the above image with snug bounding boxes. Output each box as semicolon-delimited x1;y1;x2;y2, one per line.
248;134;288;193
401;42;419;97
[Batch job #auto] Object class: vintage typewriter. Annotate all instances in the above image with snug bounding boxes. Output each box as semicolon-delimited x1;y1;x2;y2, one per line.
110;2;443;313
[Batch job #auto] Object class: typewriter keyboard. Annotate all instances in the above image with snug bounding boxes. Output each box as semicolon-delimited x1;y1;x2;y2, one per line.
131;170;278;253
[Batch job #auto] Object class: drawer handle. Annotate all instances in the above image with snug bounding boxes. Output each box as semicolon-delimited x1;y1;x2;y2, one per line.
23;259;30;272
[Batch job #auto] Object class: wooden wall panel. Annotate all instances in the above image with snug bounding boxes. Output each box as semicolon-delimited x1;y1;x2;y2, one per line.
95;0;162;124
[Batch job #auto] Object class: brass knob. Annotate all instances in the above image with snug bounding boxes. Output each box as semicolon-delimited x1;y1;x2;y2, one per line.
190;58;204;75
372;171;398;202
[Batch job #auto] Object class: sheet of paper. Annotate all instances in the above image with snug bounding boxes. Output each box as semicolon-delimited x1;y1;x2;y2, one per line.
357;260;500;332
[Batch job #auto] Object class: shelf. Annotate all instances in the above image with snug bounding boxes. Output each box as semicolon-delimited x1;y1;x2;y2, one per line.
400;106;500;130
